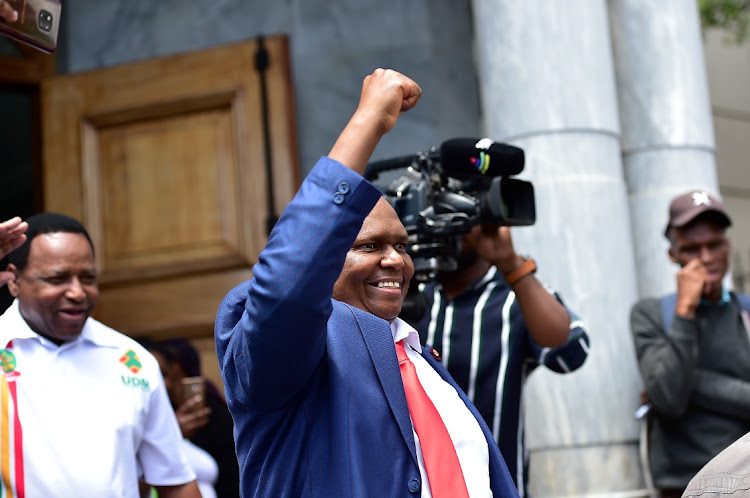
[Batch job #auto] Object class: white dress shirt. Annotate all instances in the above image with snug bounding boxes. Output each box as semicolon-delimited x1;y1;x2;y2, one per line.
391;318;493;497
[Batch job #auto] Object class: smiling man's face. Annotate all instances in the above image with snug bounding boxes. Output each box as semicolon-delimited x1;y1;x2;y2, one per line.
8;232;99;344
333;198;414;322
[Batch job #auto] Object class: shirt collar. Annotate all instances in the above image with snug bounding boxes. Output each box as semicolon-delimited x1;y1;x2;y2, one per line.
3;299;119;349
473;265;497;290
700;287;731;307
433;265;497;294
390;317;421;351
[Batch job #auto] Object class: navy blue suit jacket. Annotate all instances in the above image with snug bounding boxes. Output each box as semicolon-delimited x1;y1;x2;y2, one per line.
215;157;518;497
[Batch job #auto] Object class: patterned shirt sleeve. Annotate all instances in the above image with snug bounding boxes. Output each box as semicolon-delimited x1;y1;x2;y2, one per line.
526;289;590;374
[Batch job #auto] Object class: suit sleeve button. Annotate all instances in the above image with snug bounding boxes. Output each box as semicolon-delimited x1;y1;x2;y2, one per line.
408;478;421;493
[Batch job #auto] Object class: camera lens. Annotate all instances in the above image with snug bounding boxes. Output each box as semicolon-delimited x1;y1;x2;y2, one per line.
38;10;53;32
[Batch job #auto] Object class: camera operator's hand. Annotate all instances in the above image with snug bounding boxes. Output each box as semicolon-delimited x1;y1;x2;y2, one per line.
473;225;521;274
468;223;571;348
0;0;19;22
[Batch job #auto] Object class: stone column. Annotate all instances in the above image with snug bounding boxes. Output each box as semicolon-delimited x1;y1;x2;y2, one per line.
471;0;644;496
609;0;719;299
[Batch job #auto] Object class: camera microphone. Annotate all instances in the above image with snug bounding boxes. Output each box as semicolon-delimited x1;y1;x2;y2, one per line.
439;138;525;180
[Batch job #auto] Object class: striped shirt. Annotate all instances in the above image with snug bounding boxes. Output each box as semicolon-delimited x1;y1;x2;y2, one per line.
409;266;590;497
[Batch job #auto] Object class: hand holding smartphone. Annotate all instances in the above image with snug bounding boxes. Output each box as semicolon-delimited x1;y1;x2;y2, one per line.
181;376;206;409
0;0;18;23
0;0;61;53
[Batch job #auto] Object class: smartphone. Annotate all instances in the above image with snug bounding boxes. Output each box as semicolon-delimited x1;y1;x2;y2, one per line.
181;376;206;408
0;0;61;54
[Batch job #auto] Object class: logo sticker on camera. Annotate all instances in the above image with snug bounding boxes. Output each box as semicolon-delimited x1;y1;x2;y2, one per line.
470;152;490;175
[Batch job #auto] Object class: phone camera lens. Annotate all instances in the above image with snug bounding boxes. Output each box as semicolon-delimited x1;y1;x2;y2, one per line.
37;10;53;32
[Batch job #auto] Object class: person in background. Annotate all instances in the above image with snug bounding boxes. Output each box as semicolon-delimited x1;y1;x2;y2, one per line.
215;68;520;497
135;336;221;498
0;212;199;497
408;223;590;497
631;191;750;497
152;337;240;498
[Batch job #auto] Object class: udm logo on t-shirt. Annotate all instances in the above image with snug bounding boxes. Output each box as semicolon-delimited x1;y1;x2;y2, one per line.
121;375;150;391
119;348;150;391
119;349;143;374
0;349;16;373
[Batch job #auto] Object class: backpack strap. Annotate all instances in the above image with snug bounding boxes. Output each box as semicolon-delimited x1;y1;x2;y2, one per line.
659;293;677;334
736;292;750;313
733;292;750;341
661;291;750;334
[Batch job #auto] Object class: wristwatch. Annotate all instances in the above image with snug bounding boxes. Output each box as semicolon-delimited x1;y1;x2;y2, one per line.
503;256;537;286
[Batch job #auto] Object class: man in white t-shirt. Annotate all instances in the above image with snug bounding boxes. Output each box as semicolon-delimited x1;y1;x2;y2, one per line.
0;213;200;498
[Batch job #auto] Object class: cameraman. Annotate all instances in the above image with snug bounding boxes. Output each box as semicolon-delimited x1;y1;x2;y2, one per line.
408;222;590;497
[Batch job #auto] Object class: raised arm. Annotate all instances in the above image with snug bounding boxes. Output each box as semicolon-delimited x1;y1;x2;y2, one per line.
329;68;421;175
215;69;421;411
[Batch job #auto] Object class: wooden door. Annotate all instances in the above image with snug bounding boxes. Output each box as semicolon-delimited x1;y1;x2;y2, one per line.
40;37;299;340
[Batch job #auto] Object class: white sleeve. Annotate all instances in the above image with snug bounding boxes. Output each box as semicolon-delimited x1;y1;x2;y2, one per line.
138;373;196;486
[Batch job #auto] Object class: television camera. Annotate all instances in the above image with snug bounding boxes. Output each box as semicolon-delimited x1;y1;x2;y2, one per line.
364;138;536;284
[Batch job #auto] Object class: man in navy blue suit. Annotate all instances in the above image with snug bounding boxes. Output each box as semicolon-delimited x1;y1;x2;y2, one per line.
215;68;519;497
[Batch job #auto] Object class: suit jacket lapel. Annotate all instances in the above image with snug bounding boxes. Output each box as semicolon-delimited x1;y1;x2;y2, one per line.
348;304;418;464
338;303;516;496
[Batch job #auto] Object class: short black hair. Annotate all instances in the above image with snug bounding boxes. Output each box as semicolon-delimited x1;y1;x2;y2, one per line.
7;213;95;271
156;337;202;378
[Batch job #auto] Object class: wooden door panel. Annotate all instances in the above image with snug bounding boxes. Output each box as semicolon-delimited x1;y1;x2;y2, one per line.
91;102;243;283
41;37;298;339
93;267;252;339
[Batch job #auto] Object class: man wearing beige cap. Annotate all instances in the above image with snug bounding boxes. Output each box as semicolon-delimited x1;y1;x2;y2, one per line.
631;190;750;497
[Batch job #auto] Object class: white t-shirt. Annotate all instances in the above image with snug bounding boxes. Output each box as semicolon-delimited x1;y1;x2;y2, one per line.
0;300;195;497
182;439;218;498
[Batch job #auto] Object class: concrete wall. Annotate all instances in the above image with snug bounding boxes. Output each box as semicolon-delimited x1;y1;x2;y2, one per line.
472;1;644;495
703;29;750;291
62;0;482;175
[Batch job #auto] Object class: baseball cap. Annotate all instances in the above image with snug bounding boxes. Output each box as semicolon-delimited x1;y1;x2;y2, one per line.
664;190;732;236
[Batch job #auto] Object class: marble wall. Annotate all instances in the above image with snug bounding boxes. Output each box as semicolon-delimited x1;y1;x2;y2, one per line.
703;29;750;294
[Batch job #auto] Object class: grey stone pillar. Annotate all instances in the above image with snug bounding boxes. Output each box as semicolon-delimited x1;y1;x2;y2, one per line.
610;0;719;299
471;0;644;496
